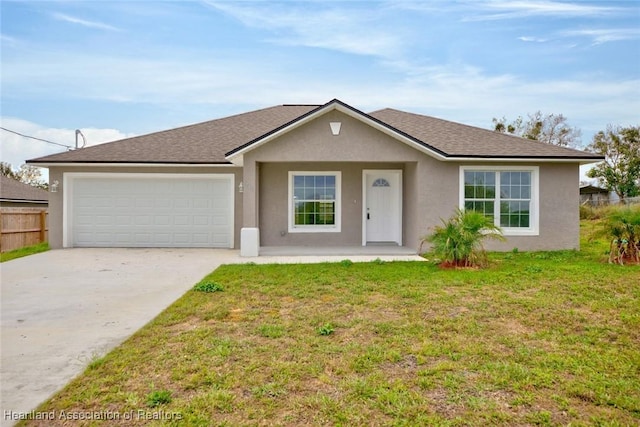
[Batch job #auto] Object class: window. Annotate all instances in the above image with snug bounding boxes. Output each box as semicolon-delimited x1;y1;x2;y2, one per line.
288;172;341;232
460;166;538;235
372;178;390;187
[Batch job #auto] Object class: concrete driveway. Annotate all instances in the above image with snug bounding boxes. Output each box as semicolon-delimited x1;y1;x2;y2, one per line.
0;248;241;425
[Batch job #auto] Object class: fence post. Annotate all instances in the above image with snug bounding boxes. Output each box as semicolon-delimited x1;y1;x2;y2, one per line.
39;210;46;243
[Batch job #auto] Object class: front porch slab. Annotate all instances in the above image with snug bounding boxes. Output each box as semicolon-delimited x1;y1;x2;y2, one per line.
259;245;418;257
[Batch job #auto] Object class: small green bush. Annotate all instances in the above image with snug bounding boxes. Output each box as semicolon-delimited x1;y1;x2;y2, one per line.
257;324;285;338
317;323;335;336
193;281;224;293
147;389;172;407
604;206;640;264
421;208;504;268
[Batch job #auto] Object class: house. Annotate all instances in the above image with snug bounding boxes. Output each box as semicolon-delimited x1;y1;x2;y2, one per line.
27;99;603;256
579;184;611;206
0;175;49;208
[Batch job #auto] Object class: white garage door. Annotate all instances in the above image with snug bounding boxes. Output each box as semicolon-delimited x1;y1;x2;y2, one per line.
67;174;234;248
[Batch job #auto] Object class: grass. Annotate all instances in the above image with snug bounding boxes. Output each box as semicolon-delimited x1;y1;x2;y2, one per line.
19;222;640;426
0;242;49;262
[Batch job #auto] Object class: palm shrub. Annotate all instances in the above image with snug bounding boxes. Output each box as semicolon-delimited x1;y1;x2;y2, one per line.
605;206;640;265
422;208;504;267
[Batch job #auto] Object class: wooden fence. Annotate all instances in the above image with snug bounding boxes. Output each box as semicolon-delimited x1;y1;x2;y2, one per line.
0;208;48;253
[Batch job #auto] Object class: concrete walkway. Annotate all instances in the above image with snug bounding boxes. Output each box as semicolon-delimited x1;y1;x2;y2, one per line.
0;248;424;425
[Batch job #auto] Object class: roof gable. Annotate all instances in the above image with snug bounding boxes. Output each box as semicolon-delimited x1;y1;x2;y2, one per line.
226;99;603;165
225;99;450;165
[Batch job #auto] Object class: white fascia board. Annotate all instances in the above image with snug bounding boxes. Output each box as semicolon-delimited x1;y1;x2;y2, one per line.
29;162;237;168
448;157;603;164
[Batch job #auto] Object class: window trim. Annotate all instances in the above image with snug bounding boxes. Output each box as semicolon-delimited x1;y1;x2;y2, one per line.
459;166;539;236
288;171;342;233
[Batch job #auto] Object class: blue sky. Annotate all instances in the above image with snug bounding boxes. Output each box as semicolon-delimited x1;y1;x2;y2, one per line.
1;0;639;178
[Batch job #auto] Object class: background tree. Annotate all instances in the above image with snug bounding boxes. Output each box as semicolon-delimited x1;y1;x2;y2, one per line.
0;162;47;189
0;161;19;180
17;164;47;189
493;111;582;147
586;125;640;202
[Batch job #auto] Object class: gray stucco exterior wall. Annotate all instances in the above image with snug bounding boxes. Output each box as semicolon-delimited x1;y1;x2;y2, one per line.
43;109;582;253
258;162;407;247
244;110;430;249
246;110;581;251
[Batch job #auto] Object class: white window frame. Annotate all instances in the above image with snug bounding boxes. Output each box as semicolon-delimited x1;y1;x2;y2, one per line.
459;166;539;236
288;171;341;233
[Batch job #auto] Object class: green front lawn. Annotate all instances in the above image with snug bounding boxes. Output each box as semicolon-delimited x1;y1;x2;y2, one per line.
0;242;49;263
21;224;640;426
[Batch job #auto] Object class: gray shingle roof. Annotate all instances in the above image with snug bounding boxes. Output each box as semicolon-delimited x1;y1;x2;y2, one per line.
0;175;49;203
29;104;319;164
28;100;602;164
368;108;600;159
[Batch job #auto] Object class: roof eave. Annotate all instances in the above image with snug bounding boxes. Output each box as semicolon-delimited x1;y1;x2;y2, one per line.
0;198;48;204
26;161;237;168
445;155;605;164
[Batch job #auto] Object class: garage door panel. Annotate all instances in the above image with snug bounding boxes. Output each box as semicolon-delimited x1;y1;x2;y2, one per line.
134;233;152;244
155;199;171;209
154;216;171;226
96;216;113;225
70;175;233;248
114;233;130;244
174;234;191;244
115;215;132;225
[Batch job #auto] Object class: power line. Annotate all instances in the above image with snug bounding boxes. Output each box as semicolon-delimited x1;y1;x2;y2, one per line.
0;127;74;149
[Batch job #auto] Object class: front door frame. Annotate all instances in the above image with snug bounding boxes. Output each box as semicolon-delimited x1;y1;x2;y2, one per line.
362;169;403;246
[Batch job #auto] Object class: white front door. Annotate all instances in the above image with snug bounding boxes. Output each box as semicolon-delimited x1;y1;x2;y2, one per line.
363;170;402;245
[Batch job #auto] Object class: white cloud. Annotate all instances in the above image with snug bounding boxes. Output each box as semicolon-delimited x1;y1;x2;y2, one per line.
0;34;20;46
202;1;402;58
3;45;638;138
518;36;548;43
0;117;134;179
52;13;123;32
562;28;640;45
464;0;621;21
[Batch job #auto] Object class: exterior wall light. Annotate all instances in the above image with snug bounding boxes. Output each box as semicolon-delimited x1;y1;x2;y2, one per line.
238;181;244;193
50;180;59;193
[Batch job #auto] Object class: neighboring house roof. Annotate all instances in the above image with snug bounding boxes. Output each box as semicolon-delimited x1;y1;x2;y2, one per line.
579;184;610;195
0;175;49;204
28;99;603;165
